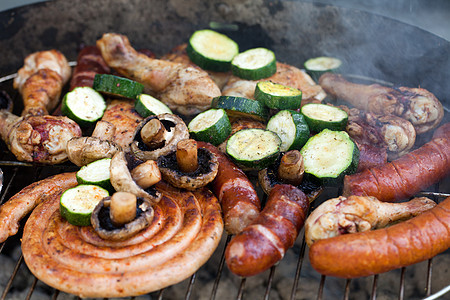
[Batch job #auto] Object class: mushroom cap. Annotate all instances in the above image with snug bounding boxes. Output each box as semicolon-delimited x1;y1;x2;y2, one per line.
110;151;162;204
130;113;189;161
91;196;154;241
258;157;323;202
157;147;218;190
67;136;122;167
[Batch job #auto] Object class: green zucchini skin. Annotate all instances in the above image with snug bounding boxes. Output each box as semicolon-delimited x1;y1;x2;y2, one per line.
266;110;310;152
254;81;303;110
93;74;144;100
300;129;359;186
301;103;348;133
211;96;269;122
188;108;232;146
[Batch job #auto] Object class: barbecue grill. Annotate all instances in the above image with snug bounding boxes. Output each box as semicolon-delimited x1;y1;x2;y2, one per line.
0;0;449;299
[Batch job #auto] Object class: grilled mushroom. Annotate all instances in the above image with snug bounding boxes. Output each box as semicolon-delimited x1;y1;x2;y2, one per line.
66;120;121;166
130;114;189;161
109;151;161;204
157;139;219;190
259;150;322;202
91;192;154;241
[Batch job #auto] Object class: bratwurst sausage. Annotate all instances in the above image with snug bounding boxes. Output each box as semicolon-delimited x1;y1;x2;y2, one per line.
225;184;309;277
197;141;261;235
343;123;450;202
309;196;450;278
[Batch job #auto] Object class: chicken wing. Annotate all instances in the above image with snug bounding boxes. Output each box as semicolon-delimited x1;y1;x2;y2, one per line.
96;33;221;115
222;62;327;104
0;110;82;164
319;73;444;134
13;50;71;116
304;195;436;246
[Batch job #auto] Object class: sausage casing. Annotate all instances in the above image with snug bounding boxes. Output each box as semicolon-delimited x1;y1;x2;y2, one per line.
197;141;261;235
309;196;450;278
225;184;309;277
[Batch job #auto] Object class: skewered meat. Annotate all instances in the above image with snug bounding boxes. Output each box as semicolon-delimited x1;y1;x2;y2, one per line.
319;73;444;134
96;33;221;115
13;50;71;116
100;99;143;150
0;110;82;163
342;106;416;159
309;196;450;278
0;172;78;243
305;195;436;246
21;181;223;298
222;62;326;104
343;123;450;202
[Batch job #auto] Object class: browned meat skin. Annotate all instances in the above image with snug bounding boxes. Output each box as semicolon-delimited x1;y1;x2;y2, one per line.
96;33;221;115
0;110;82;163
309;196;450;278
305;195;436;246
69;45;111;91
161;43;232;90
100;100;143;150
354;141;387;172
319;73;444;134
13;50;71;116
343;123;450;202
222;62;326;105
342;105;416;160
0;172;78;243
225;184;309;277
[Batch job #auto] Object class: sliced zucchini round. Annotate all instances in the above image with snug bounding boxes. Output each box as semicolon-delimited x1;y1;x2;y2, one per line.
254;81;303;109
266;110;310;152
135;93;173;117
211;96;269;122
76;158;114;192
304;56;342;81
186;29;239;72
226;128;281;170
301;103;348;132
188;108;232;146
61;86;106;127
59;184;110;226
231;48;277;80
300;129;359;185
93;74;144;100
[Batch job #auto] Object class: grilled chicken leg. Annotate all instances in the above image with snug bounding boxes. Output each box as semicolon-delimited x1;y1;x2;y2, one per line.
319;73;444;134
96;33;221;115
341;106;416;159
0;110;82;164
305;195;436;246
13;50;71;116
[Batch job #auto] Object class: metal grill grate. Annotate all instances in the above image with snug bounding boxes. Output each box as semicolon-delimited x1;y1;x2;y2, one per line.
0;74;449;300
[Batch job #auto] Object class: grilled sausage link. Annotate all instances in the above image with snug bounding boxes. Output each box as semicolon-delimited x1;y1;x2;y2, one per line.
197;141;261;235
309;196;450;278
225;184;309;277
343;123;450;202
0;172;78;243
69;45;111;91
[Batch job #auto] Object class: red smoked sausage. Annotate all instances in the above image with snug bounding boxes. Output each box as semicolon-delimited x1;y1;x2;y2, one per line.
197;142;261;235
309;196;450;278
343;123;450;202
225;184;309;277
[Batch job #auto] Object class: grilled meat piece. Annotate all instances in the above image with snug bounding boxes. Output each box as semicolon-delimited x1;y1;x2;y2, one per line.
0;110;82;164
13;50;71;116
305;195;436;246
319;73;444;134
96;33;221;115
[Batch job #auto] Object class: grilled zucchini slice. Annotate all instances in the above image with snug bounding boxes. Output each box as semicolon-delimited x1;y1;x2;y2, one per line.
76;158;114;192
188;108;232;145
301;103;348;132
226;128;281;170
304;56;342;81
300;129;359;185
254;81;302;110
135;94;172;117
231;48;277;80
266;110;310;152
61;87;106;127
211;96;269;122
93;74;144;100
186;29;239;72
